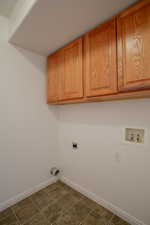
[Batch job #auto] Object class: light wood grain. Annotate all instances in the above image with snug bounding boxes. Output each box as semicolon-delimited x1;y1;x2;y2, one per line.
84;18;118;97
117;0;150;92
59;38;83;101
47;52;62;103
57;89;150;105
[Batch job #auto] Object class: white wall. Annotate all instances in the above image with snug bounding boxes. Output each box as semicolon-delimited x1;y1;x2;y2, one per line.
58;100;150;225
0;16;58;205
9;0;37;39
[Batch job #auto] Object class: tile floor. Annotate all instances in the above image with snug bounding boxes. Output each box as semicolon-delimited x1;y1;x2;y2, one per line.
0;181;131;225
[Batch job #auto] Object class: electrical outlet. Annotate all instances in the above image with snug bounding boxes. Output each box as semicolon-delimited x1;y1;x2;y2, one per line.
125;128;144;144
72;142;78;150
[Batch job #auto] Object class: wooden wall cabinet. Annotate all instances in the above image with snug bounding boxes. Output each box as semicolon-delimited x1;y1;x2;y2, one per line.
117;0;150;92
47;51;61;103
47;38;83;103
84;19;117;97
59;38;83;101
47;0;150;105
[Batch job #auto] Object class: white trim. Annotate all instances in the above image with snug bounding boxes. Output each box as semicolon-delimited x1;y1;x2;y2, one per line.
61;176;147;225
0;177;58;212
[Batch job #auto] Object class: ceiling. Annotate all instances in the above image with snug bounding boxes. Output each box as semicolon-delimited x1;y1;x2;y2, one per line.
9;0;138;56
0;0;19;18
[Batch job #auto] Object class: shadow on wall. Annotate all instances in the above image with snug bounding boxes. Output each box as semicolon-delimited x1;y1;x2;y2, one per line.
58;99;150;127
13;46;46;74
12;45;59;119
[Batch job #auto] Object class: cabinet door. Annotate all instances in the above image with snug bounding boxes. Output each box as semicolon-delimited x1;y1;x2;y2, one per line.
47;52;62;103
84;19;117;97
118;0;150;92
60;38;83;101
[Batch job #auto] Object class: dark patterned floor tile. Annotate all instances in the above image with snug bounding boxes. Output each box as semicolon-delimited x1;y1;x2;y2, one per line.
56;181;84;200
111;215;122;224
65;201;91;223
100;208;113;221
118;221;131;225
0;209;14;221
44;182;60;192
23;213;50;225
84;211;106;225
0;208;18;225
69;189;85;201
81;197;104;211
111;215;131;225
44;184;69;202
93;207;114;221
42;202;64;224
12;198;38;224
31;189;55;210
56;181;72;189
55;181;68;189
57;193;81;211
81;196;114;222
56;212;79;225
0;218;18;225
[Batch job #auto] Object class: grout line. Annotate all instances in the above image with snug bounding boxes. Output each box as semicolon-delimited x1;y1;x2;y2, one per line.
29;190;59;225
40;182;85;224
11;207;22;225
80;201;115;225
29;182;75;223
77;208;95;225
12;198;40;225
0;210;12;222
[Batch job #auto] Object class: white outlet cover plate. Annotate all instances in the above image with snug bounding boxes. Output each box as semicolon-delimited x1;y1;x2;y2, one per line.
122;127;149;147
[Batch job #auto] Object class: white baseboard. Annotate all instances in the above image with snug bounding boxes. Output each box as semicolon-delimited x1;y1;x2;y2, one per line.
0;177;58;212
61;176;146;225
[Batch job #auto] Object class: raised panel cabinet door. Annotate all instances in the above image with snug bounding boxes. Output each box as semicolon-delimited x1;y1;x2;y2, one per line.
47;52;62;103
84;19;117;97
60;38;83;101
118;0;150;92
